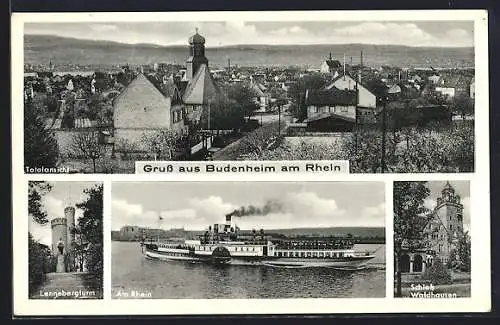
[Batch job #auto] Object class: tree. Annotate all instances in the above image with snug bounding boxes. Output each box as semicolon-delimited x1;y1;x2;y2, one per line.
238;121;280;157
69;131;105;172
61;94;76;129
393;181;431;297
341;129;382;173
140;129;177;160
246;137;346;161
227;83;260;122
24;99;60;169
28;181;52;225
29;233;49;295
421;258;452;285
28;182;53;295
448;229;471;273
453;93;474;120
288;73;328;121
200;97;245;131
76;184;103;277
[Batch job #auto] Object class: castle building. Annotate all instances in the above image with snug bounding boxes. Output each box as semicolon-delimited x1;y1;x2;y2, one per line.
399;182;464;274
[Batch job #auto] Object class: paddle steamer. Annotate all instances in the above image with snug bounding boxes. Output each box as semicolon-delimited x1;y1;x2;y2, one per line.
141;214;376;268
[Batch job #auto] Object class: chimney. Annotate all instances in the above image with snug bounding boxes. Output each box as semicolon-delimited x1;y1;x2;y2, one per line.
360;50;363;67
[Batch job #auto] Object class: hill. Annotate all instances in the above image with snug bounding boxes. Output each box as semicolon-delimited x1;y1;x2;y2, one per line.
24;34;474;69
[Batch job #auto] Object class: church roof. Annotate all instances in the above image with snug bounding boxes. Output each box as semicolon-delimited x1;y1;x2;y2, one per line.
183;64;221;105
325;59;342;70
443;181;454;192
250;83;266;97
189;31;205;44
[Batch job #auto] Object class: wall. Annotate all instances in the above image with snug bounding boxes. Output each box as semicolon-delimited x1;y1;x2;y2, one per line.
328;75;377;108
114;74;171;129
307;104;356;120
51;218;68;255
435;86;456;98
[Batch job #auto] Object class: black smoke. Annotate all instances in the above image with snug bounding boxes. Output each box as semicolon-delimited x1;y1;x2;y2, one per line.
227;200;284;217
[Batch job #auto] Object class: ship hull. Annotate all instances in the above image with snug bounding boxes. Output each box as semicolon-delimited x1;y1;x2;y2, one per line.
144;248;231;264
144;248;375;268
261;256;375;268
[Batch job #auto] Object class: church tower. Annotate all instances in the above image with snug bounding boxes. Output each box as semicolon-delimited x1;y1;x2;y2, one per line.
186;28;209;81
432;181;464;263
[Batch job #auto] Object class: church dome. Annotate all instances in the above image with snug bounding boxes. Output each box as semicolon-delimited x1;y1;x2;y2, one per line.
189;29;205;44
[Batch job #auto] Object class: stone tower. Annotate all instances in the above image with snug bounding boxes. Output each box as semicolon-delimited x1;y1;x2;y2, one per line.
51;206;77;272
431;181;464;263
65;206;76;248
51;217;68;256
186;28;208;81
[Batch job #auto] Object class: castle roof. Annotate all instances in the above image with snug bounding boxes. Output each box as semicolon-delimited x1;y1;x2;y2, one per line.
442;181;455;193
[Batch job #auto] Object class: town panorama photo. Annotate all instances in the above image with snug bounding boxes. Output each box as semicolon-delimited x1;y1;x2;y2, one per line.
23;20;475;174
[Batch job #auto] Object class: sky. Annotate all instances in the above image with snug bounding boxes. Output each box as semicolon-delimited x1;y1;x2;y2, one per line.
112;182;385;231
423;180;471;231
24;21;474;47
29;181;102;246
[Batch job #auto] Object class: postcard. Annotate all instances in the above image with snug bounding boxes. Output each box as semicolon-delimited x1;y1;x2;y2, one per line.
11;9;490;316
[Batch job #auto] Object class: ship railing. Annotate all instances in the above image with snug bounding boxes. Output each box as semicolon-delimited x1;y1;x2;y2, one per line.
274;243;355;250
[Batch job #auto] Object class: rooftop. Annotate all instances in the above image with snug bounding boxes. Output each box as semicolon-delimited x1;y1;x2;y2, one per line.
305;88;357;106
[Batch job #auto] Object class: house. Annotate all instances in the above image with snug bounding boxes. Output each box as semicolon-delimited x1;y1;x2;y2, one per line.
304;88;357;132
113;73;186;151
435;74;469;99
250;82;269;113
324;73;377;109
320;52;342;78
399;182;464;274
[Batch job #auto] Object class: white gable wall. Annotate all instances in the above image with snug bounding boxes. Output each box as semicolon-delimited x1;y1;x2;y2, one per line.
326;75;377;109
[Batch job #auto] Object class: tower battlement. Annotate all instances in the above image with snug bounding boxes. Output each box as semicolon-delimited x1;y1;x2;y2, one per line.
51;217;67;228
64;206;75;213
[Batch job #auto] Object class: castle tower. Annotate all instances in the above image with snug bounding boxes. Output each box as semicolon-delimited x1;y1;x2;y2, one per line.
432;181;464;263
51;217;68;256
65;206;76;249
186;28;208;81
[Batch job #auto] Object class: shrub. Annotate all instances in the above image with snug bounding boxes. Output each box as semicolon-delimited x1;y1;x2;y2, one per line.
28;233;47;295
86;244;103;279
420;258;452;285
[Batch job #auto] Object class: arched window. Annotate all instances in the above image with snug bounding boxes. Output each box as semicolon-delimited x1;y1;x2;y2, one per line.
413;255;423;273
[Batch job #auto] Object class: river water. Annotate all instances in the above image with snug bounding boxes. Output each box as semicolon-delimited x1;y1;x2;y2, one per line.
112;241;385;299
